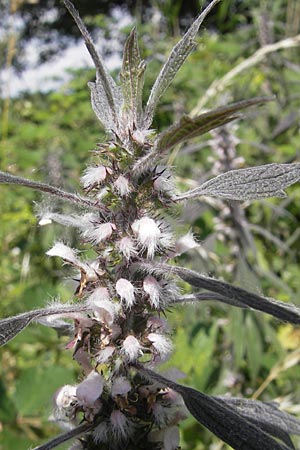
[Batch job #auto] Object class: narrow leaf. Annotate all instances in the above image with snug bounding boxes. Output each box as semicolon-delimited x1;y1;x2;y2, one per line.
136;366;292;450
217;397;300;447
0;171;98;209
156;97;270;155
143;0;221;128
120;27;146;128
172;292;246;308
64;0;121;130
139;262;300;324
175;163;300;202
33;422;93;450
0;304;88;347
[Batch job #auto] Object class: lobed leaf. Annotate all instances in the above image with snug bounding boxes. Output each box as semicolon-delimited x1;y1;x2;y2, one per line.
143;0;221;129
0;304;88;347
175;163;300;202
136;366;295;450
120;27;146;128
156;97;270;155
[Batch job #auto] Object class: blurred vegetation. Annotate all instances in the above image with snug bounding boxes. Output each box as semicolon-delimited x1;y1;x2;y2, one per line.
1;0;300;449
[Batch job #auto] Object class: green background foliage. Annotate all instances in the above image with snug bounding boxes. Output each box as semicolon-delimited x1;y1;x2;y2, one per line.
1;1;300;448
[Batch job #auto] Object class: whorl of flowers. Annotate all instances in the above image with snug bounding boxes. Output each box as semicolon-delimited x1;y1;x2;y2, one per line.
1;1;300;449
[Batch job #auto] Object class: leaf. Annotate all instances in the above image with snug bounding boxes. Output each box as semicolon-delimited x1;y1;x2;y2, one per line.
64;0;121;130
88;80;123;132
136;366;294;450
0;304;88;347
0;171;96;209
176;163;300;202
120;27;146;128
139;262;300;324
143;0;221;129
33;422;93;450
156;97;270;155
217;397;300;448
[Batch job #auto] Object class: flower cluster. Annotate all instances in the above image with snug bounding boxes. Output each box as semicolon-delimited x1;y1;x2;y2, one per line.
1;1;300;450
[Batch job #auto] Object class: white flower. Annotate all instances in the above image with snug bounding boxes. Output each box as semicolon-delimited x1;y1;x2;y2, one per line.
131;216;161;258
143;275;161;308
113;175;131;196
115;278;135;308
76;371;104;407
81;165;108;188
147;333;172;358
46;242;78;265
54;384;77;409
83;222;116;244
173;230;199;256
111;377;131;397
117;236;137;260
86;287;117;325
122;335;142;361
96;346;115;364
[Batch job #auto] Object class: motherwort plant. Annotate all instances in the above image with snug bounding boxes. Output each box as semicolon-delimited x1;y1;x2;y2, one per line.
1;1;300;449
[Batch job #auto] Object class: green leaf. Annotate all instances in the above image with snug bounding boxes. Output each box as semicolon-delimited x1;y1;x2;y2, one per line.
156;97;269;154
143;0;221;128
176;163;300;202
120;28;145;128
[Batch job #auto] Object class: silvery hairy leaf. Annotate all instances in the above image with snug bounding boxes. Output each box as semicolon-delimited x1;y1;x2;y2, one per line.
143;0;221;129
64;0;123;132
138;262;300;324
175;163;300;202
156;97;270;155
217;397;300;449
136;366;295;450
0;171;97;209
33;422;93;450
120;27;146;128
0;304;88;347
173;292;246;308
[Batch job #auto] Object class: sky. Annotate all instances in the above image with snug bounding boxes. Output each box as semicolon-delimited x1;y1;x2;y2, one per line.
1;7;132;98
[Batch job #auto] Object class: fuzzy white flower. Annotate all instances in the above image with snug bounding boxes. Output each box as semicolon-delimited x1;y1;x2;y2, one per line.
76;371;104;407
147;332;173;358
86;287;117;325
115;278;135;308
131;216;161;258
117;236;137;260
54;384;77;409
122;335;142;361
96;346;115;364
81;165;108;188
46;242;78;265
143;275;161;308
84;222;116;244
174;230;199;256
113;175;131;196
